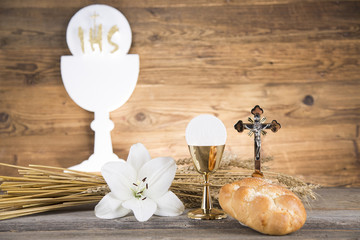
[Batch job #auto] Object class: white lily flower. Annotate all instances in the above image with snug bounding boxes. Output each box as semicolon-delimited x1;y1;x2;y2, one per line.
95;143;185;222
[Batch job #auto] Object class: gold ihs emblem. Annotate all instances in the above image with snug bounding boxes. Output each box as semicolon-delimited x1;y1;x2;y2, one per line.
78;12;120;54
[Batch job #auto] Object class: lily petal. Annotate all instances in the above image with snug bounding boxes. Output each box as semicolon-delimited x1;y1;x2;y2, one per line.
138;157;176;199
127;143;152;172
101;160;136;200
154;191;185;216
95;192;131;219
123;197;157;222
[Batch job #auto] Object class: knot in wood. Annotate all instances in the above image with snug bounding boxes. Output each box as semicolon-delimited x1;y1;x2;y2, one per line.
302;95;314;106
0;112;9;123
135;112;146;122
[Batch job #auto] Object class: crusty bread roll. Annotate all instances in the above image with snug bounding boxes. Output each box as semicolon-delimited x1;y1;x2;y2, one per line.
219;177;306;235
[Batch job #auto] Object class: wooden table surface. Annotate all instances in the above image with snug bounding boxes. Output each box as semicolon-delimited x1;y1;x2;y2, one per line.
1;0;360;188
0;188;359;240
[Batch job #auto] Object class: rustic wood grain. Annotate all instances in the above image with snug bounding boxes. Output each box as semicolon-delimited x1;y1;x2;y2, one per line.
0;0;359;186
0;188;359;239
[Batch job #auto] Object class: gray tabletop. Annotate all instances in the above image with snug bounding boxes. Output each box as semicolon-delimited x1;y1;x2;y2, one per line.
0;188;359;239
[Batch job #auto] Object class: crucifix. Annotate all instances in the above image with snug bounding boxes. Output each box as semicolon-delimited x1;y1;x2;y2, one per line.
234;105;281;178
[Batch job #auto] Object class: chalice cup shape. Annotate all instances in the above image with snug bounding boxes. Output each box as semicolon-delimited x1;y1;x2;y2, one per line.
185;115;227;220
60;5;139;172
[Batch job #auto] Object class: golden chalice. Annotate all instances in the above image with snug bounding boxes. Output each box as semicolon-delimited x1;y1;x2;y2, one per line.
187;145;227;219
185;115;227;220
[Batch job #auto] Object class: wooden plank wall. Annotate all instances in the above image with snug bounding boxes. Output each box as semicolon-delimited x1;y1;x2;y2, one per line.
0;0;359;187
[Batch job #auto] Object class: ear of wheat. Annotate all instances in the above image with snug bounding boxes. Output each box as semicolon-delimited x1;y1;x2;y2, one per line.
0;153;319;220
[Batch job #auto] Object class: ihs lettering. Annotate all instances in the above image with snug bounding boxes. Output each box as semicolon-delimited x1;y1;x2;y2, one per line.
77;12;120;53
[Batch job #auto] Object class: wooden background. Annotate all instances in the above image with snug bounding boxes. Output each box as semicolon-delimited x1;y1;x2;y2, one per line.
0;0;359;187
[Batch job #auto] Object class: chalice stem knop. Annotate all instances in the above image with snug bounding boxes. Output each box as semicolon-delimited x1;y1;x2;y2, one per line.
92;111;114;155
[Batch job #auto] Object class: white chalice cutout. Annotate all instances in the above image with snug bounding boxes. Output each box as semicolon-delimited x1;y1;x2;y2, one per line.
60;4;139;172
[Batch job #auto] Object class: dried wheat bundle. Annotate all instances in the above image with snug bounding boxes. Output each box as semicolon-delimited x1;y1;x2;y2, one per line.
0;163;107;220
172;152;319;208
0;152;319;220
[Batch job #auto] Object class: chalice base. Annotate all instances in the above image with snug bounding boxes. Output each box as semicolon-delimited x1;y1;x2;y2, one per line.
187;208;227;220
68;153;120;173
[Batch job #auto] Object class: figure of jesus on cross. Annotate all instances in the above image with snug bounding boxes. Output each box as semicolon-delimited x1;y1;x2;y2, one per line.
234;105;281;178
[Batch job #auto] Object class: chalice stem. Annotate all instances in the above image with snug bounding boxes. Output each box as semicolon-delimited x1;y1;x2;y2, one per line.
201;173;212;213
92;111;115;155
67;110;119;171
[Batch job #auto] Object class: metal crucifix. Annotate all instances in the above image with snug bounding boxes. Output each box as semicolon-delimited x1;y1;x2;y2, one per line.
234;105;281;178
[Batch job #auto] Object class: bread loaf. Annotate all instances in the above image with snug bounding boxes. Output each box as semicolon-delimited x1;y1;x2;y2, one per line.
219;177;306;235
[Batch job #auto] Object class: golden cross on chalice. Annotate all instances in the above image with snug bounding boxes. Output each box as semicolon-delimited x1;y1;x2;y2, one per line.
234;105;281;177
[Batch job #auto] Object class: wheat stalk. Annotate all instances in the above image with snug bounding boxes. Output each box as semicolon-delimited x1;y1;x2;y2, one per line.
172;152;319;207
0;163;106;220
0;153;319;220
